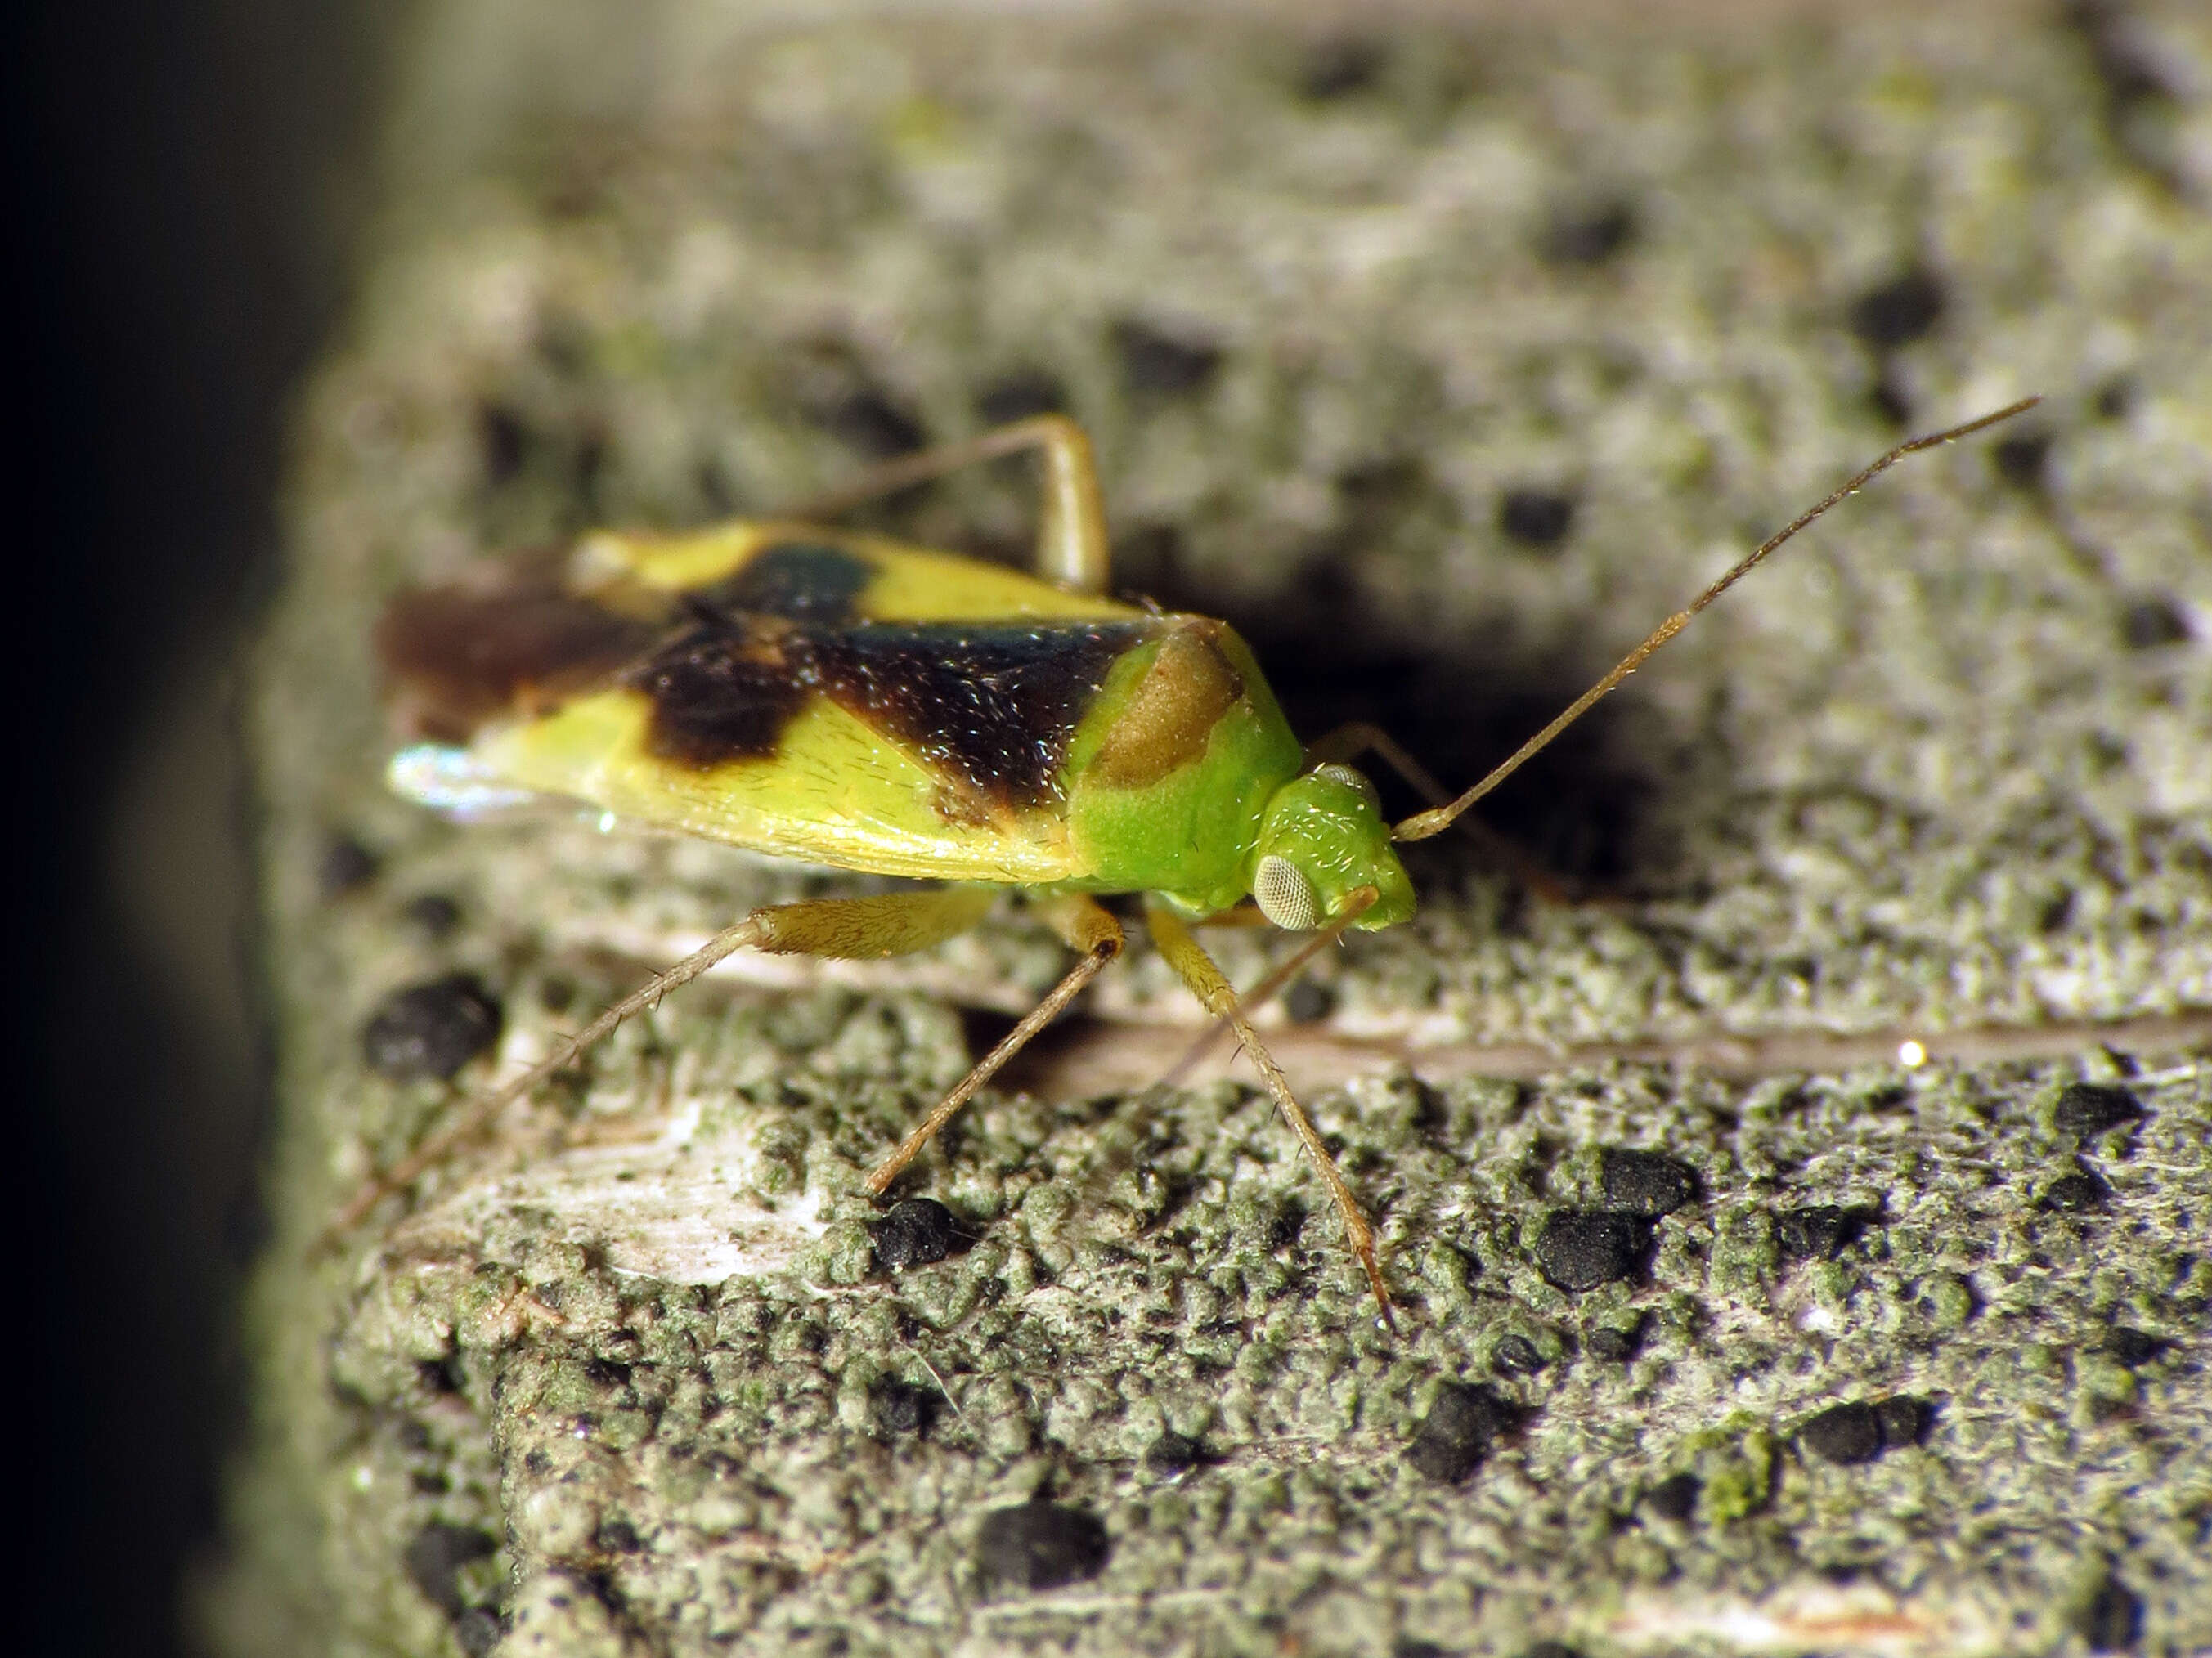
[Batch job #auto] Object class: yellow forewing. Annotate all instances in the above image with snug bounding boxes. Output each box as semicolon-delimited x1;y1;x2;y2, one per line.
575;522;1142;624
472;687;1090;885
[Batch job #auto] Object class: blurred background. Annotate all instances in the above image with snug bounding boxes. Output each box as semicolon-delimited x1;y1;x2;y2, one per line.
22;4;388;1652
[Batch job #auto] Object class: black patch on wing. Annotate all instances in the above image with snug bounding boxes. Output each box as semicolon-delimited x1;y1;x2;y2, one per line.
631;615;1156;809
626;623;809;766
811;622;1154;808
693;541;874;624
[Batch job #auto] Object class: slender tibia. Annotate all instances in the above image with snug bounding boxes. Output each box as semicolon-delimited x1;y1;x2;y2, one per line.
321;886;996;1246
865;893;1124;1194
1144;901;1394;1327
774;414;1112;595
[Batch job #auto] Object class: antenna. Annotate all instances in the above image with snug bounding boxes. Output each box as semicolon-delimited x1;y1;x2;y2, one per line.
1392;397;2042;844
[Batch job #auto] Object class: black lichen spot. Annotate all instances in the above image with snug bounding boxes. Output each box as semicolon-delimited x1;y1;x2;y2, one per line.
2104;1326;2160;1366
870;1378;938;1437
1534;1210;1649;1293
2093;375;2134;419
1498;487;1576;550
1521;1646;1586;1658
402;1522;497;1618
814;386;927;459
1296;34;1387;101
2120;595;2190;650
1644;1472;1699;1521
1112;318;1223;397
871;1199;958;1269
1849;268;1947;349
1600;1149;1698;1217
1586;1317;1643;1363
810;621;1153;809
1541;198;1637;267
975;1500;1110;1592
362;975;502;1082
976;369;1069;425
2069;0;2188;192
595;1517;643;1554
1990;430;2052;490
1774;1203;1864;1261
1875;1395;1927;1449
418;1353;466;1396
581;1357;632;1390
627;624;809;767
1267;1199;1308;1251
698;542;875;625
1284;976;1335;1025
1391;1642;1450;1658
2055;1082;2143;1141
454;1610;504;1657
1144;1431;1205;1476
2040;1169;2110;1212
318;834;380;898
1797;1400;1885;1465
1492;1334;1546;1377
1406;1383;1514;1483
402;894;461;939
1868;370;1914;429
2077;1569;2143;1652
478;402;530;486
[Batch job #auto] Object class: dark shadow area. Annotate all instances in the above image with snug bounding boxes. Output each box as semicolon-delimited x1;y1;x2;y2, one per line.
19;3;388;1652
1119;527;1666;897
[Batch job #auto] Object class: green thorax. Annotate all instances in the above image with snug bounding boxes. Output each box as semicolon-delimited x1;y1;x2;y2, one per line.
1058;619;1415;930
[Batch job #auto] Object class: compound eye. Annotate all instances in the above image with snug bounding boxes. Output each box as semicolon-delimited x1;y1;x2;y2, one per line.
1312;763;1380;812
1254;854;1321;930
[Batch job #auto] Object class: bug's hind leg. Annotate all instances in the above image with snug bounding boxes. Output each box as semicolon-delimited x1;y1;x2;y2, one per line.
778;414;1111;594
865;892;1123;1194
1144;899;1393;1326
322;886;999;1245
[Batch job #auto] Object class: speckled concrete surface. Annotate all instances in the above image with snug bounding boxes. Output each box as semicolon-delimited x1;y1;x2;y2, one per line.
209;3;2212;1654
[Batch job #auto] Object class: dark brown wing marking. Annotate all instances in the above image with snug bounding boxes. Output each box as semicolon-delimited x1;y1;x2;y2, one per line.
383;540;1157;812
631;616;1158;809
693;541;875;624
626;621;810;766
376;558;660;744
810;621;1155;809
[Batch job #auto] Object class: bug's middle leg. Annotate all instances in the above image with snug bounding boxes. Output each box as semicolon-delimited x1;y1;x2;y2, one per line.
777;414;1111;594
865;891;1124;1195
1144;899;1393;1324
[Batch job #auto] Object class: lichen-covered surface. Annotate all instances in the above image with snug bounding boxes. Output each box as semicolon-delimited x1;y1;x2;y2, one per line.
209;3;2212;1654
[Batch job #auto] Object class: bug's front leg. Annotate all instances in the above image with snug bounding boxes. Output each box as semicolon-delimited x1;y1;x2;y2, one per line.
864;892;1124;1194
1144;900;1393;1325
323;886;1000;1244
775;414;1111;594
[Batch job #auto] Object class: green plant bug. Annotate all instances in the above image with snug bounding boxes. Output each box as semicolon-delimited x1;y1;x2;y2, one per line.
335;398;2040;1320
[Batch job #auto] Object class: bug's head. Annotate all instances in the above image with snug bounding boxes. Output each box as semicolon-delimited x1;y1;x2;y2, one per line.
1249;764;1416;932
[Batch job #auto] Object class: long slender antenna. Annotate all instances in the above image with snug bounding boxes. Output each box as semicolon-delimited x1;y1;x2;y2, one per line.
1392;397;2041;843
